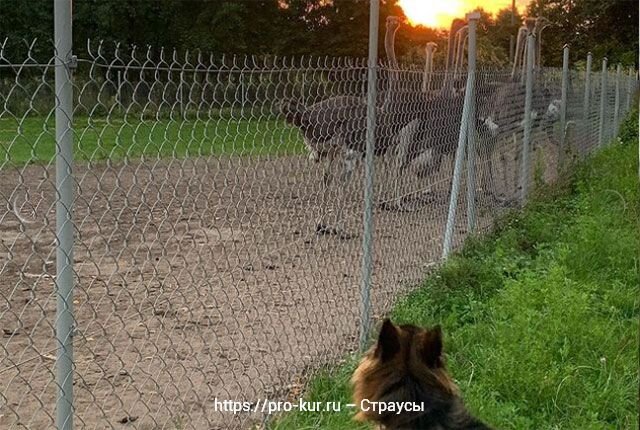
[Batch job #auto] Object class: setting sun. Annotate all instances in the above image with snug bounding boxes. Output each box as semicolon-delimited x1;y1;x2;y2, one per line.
398;0;528;29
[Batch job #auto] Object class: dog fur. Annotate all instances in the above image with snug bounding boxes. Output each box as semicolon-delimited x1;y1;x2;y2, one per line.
351;319;493;430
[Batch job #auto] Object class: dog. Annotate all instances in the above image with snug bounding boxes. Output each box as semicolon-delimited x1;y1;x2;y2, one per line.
351;319;493;429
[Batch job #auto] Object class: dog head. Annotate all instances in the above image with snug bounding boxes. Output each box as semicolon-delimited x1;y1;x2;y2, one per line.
351;319;458;428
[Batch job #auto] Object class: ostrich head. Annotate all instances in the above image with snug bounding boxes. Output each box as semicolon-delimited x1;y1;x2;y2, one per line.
524;17;536;33
425;42;438;56
534;16;551;33
276;98;305;127
386;15;401;29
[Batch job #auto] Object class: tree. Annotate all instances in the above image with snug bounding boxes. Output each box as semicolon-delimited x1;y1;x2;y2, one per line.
527;0;638;67
0;0;636;68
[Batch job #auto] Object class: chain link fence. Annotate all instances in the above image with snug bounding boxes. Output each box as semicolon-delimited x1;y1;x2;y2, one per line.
1;26;638;430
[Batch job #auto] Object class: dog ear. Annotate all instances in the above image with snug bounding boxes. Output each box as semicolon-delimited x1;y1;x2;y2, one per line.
375;319;400;361
421;325;443;368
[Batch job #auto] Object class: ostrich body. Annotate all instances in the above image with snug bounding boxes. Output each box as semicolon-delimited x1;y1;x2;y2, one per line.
279;95;365;162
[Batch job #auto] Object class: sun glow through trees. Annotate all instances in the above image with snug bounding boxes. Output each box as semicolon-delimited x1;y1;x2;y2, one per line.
397;0;528;29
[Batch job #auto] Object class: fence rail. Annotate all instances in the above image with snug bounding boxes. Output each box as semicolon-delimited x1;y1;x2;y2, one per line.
1;31;637;429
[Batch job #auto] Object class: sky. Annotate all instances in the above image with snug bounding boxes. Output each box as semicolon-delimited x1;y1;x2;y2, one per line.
398;0;530;29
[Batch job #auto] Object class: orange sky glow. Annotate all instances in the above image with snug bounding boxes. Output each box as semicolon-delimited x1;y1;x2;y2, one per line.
397;0;529;29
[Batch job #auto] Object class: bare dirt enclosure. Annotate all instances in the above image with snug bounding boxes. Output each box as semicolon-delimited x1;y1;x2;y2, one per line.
0;141;545;429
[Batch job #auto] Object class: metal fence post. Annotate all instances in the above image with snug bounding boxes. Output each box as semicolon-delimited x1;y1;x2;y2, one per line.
465;16;479;234
583;52;592;122
54;0;75;429
598;57;608;147
359;0;379;352
179;70;185;117
301;69;305;104
559;44;569;170
240;72;245;116
520;28;536;204
613;63;621;136
627;67;634;111
442;11;479;259
116;70;122;114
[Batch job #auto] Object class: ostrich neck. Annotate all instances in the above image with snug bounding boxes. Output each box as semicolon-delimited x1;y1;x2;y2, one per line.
443;19;465;92
454;28;468;76
422;44;436;93
511;27;526;82
385;26;399;69
384;25;400;110
446;22;463;72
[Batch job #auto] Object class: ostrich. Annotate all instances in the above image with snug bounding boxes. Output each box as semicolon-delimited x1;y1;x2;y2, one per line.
277;18;408;236
278;95;368;237
278;15;480;235
277;16;422;234
380;17;474;211
476;16;562;204
371;14;510;212
388;15;561;210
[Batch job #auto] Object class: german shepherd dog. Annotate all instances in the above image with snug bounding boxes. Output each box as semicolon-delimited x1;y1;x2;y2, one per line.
351;319;493;429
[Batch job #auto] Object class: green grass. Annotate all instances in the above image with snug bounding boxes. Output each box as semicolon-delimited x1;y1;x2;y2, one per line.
269;109;639;429
0;116;304;165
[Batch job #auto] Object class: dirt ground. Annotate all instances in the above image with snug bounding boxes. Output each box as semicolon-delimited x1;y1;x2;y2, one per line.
0;143;557;429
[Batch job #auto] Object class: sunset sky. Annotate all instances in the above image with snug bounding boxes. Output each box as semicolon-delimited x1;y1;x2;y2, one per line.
397;0;530;29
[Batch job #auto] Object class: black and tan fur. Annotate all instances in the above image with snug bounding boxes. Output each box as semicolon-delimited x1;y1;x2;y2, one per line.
351;319;493;430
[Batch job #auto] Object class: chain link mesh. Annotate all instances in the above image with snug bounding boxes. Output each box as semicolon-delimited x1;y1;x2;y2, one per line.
0;38;637;429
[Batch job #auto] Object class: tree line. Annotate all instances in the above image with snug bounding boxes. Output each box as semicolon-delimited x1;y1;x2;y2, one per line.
0;0;636;67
